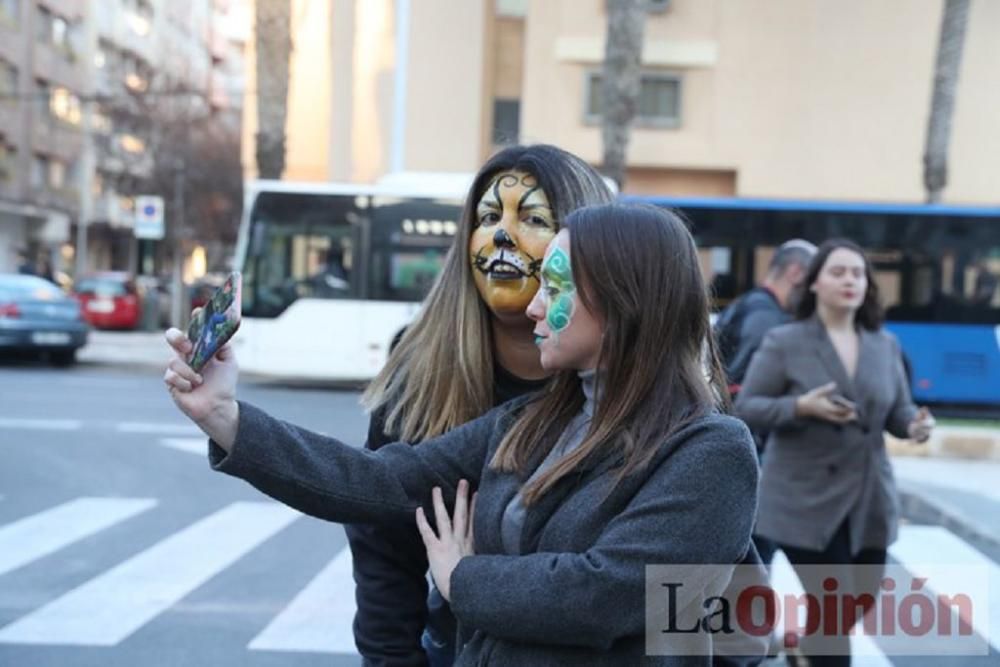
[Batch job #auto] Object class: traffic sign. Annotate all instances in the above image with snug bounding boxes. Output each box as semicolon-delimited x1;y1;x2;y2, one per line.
134;196;165;240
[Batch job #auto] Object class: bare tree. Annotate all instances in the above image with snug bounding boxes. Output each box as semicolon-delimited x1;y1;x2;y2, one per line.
255;0;293;179
923;0;970;203
601;0;647;190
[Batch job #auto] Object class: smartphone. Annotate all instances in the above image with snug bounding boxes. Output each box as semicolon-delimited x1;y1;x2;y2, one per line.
186;272;241;372
829;394;856;411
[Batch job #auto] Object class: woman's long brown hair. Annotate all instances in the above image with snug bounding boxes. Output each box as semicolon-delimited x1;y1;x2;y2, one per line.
491;204;729;504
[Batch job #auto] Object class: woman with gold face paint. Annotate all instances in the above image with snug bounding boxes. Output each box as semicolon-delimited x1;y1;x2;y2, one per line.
163;203;761;665
350;145;613;666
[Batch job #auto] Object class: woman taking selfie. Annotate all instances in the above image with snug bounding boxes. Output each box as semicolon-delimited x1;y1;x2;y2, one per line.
163;203;760;665
352;144;613;665
736;238;935;667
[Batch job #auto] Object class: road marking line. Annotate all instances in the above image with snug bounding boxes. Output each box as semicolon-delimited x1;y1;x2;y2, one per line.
116;422;202;435
889;525;1000;652
0;501;300;646
0;418;82;431
771;552;892;665
248;547;357;654
159;438;206;455
0;498;157;577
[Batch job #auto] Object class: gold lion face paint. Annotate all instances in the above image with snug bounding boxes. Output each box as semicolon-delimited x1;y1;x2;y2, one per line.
469;171;557;319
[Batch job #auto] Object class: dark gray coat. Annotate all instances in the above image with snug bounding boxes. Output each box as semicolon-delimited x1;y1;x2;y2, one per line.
209;399;759;665
735;317;918;554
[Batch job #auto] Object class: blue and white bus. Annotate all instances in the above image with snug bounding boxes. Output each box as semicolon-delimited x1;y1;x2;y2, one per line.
235;179;1000;407
628;196;1000;408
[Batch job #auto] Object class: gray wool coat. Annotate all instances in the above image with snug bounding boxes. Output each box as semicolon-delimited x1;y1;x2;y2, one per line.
208;397;760;666
735;317;918;554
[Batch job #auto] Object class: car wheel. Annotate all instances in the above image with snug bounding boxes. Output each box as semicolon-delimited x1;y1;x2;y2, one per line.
50;349;77;367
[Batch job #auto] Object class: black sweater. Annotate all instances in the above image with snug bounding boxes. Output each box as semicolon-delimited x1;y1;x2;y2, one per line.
344;365;547;666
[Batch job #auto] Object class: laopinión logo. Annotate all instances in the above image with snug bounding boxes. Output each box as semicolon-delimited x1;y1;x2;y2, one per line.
644;563;991;656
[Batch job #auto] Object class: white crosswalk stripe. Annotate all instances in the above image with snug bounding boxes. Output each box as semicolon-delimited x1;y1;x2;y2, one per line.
770;551;893;666
0;498;157;577
889;525;1000;654
248;546;357;654
0;418;82;431
159;437;207;455
1;496;997;659
116;422;203;436
0;501;300;646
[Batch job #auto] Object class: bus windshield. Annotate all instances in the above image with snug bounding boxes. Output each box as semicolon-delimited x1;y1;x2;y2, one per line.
240;190;462;318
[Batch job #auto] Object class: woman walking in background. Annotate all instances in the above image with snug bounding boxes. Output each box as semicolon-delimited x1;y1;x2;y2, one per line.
736;238;935;666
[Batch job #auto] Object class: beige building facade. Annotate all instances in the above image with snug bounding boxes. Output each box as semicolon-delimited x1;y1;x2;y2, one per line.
253;0;999;204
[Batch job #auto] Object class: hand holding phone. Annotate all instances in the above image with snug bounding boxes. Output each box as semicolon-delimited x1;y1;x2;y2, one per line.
828;394;856;411
186;272;241;372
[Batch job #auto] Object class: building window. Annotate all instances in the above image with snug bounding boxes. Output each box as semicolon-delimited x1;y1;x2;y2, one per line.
492;99;521;146
0;137;15;182
495;0;527;17
35;7;77;61
50;87;82;125
31;154;49;188
0;0;17;26
125;0;153;36
0;59;16;95
584;70;682;128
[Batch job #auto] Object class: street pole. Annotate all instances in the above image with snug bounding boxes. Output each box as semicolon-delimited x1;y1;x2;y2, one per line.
169;160;186;328
390;0;410;173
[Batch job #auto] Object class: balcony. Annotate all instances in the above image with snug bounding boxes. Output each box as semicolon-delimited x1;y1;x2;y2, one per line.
0;16;20;64
97;10;155;65
37;0;86;22
94;191;136;228
0;103;21;139
29;184;80;215
96;137;153;179
32;42;85;90
32;117;83;162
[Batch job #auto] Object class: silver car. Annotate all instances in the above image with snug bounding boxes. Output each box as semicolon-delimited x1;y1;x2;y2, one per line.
0;274;89;365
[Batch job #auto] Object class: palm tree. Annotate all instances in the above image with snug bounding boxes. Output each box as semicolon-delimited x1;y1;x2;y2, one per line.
255;0;293;179
923;0;970;204
601;0;647;190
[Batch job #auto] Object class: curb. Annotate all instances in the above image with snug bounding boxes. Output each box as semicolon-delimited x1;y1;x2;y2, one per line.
898;486;1000;558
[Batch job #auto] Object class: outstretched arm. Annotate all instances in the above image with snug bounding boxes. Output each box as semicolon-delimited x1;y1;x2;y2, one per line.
163;328;500;525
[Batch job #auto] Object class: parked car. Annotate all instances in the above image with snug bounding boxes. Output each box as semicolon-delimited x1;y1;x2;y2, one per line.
0;274;89;365
189;273;227;310
74;272;142;330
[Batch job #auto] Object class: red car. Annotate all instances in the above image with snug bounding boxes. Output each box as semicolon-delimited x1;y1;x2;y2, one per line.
74;272;142;330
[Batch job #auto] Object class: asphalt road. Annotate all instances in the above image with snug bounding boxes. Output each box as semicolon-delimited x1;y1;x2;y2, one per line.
0;359;368;667
1;359;997;666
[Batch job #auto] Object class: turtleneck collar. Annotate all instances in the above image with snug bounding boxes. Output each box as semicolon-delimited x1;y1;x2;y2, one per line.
579;369;600;419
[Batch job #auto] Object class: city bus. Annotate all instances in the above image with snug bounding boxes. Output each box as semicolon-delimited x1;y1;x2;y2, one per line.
234;181;1000;407
626;195;1000;408
231;176;469;381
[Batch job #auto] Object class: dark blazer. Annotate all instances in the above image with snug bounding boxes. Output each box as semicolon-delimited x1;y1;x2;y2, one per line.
209;399;760;666
735;317;917;554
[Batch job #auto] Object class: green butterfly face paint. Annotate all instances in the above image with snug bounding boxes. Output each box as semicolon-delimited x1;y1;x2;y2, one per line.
541;246;576;338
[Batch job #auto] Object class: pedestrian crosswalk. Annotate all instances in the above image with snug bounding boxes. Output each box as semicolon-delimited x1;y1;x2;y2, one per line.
0;494;997;661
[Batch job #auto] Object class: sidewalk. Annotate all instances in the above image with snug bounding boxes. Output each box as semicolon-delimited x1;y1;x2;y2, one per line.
78;330;170;368
891;456;1000;553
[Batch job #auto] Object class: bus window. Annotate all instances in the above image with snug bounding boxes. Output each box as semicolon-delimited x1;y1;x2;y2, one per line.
243;192;362;318
367;196;461;302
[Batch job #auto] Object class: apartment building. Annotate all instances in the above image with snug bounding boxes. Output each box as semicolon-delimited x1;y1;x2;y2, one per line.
0;0;245;276
263;0;998;206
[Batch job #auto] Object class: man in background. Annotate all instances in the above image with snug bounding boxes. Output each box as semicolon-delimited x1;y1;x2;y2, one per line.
714;238;816;565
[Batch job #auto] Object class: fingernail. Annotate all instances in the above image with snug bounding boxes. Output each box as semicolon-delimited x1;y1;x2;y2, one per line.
195;374;203;385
